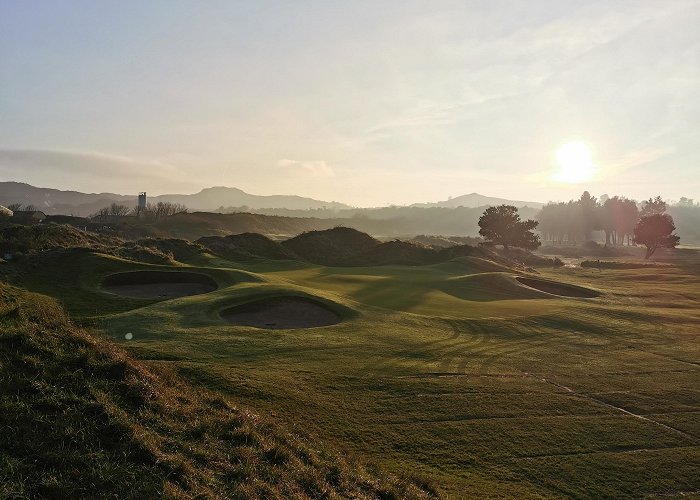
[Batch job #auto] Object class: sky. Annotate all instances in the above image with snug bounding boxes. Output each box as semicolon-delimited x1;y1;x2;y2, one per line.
1;0;699;206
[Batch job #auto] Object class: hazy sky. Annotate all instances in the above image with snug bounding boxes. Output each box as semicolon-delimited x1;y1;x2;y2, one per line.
1;0;698;206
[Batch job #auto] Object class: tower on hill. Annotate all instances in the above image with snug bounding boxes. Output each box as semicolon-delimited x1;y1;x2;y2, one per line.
138;192;147;210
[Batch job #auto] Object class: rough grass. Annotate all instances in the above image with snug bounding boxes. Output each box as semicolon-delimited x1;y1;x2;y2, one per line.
0;284;437;499
5;248;256;321
281;227;380;266
0;223;115;255
197;232;298;261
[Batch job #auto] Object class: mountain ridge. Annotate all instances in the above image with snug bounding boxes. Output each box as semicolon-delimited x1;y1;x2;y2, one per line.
0;181;543;216
0;182;352;216
412;192;543;209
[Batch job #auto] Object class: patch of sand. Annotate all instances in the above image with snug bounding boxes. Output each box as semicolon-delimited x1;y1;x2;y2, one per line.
102;271;217;299
515;276;600;298
221;297;341;329
103;282;216;299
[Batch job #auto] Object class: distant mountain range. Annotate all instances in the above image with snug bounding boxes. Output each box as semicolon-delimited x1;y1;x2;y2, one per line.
0;181;543;217
0;182;351;216
412;192;543;209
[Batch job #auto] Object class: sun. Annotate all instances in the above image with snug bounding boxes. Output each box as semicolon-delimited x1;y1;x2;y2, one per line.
554;141;596;183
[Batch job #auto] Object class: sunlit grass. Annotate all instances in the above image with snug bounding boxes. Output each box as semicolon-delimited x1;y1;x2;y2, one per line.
9;248;700;497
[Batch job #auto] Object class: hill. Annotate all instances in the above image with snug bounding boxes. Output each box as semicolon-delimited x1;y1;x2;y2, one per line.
280;227;559;268
0;181;350;216
412;192;543;209
282;227;380;266
0;283;435;498
197;233;298;261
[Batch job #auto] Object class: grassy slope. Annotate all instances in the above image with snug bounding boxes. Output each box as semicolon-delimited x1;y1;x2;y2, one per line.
7;249;255;321
5;249;700;497
0;284;435;499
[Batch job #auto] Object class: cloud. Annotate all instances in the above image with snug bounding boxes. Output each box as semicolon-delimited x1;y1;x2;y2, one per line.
0;149;198;194
276;158;335;178
605;148;676;177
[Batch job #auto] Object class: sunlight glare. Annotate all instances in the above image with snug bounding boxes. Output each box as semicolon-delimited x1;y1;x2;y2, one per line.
554;141;596;183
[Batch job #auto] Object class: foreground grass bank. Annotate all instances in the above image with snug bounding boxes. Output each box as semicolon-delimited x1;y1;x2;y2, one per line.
0;284;435;499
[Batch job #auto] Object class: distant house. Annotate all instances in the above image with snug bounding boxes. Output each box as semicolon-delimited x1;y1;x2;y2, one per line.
12;210;47;225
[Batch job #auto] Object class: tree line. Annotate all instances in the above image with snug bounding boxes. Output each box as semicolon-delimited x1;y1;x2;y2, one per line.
537;192;678;246
92;202;188;220
478;192;680;258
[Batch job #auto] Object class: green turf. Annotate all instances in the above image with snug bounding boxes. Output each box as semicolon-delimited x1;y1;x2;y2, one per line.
11;249;700;497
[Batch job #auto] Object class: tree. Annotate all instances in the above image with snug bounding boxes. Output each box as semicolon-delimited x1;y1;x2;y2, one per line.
633;214;680;259
600;196;638;246
108;203;131;216
478;204;540;250
7;203;23;211
640;196;667;217
142;202;188;220
579;191;599;241
91;203;132;218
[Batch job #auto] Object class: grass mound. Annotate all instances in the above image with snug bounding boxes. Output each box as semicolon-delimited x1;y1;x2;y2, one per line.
515;276;600;298
135;238;208;264
197;232;297;261
431;256;514;274
0;223;114;255
0;284;436;499
102;270;218;299
281;227;557;269
354;240;438;266
221;296;342;329
0;224;207;266
407;235;482;249
443;273;552;301
282;227;379;266
112;243;174;264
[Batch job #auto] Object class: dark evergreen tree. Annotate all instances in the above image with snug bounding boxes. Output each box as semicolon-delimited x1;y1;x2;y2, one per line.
478;205;540;250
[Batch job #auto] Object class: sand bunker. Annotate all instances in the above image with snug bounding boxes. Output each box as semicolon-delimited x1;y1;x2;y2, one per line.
221;296;341;329
102;271;217;299
515;276;600;298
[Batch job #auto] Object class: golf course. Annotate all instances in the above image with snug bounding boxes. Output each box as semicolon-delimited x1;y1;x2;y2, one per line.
3;2;699;495
11;242;699;498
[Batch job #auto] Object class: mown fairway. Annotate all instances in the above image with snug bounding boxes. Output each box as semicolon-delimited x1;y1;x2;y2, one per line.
16;250;700;497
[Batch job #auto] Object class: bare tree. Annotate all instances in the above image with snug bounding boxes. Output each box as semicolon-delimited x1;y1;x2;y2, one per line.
108;203;132;216
7;203;23;211
92;207;110;218
142;202;188;220
91;202;133;218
